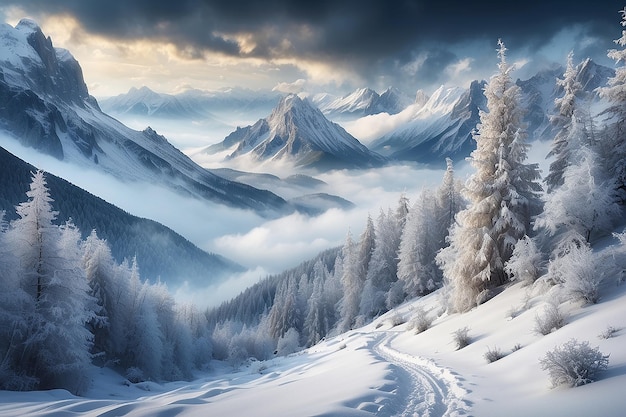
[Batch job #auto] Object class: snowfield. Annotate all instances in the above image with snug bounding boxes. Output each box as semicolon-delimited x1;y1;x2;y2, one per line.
1;255;624;417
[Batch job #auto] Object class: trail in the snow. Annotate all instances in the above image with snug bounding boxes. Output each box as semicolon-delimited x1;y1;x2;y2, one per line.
374;333;471;417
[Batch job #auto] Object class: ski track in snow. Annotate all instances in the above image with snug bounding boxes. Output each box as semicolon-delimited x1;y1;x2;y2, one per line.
373;332;471;417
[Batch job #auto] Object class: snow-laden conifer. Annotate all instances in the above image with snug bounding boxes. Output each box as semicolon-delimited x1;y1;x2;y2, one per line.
7;171;94;394
598;8;626;202
437;41;542;312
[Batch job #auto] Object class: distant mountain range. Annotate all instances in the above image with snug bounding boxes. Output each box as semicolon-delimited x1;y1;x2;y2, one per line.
0;19;290;216
100;85;283;123
99;62;614;169
202;94;387;170
311;87;413;118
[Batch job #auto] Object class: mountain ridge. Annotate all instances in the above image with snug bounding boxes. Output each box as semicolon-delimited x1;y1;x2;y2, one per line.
0;19;292;216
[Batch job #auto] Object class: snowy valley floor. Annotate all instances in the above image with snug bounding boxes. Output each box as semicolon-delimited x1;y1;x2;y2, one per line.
1;273;625;417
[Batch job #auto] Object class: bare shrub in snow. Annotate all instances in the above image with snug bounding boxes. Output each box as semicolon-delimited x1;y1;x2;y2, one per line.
388;313;406;328
484;346;505;363
511;343;523;352
534;302;565;335
539;339;609;387
598;325;619;340
408;306;434;334
452;326;471;350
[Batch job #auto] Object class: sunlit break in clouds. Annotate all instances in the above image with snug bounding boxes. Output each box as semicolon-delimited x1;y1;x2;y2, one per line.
0;1;618;97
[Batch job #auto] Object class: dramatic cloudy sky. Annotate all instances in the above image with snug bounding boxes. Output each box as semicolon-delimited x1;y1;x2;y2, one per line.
0;1;621;97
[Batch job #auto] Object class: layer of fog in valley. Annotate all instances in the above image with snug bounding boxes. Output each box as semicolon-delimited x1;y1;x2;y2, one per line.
1;124;529;308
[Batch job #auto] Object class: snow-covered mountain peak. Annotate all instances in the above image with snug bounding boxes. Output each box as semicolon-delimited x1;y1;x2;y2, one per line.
418;85;465;116
267;94;320;127
205;93;386;170
0;19;90;106
414;89;430;107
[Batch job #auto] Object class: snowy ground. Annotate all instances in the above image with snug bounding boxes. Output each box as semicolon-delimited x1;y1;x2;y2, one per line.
1;255;625;416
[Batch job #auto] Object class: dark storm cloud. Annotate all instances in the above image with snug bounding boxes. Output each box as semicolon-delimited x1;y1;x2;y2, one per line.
6;0;623;88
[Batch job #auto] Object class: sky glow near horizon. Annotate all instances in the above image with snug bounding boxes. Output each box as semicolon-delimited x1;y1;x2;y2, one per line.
0;2;620;97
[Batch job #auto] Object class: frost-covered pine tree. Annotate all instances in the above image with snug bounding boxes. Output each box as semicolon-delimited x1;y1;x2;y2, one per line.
7;171;94;394
535;146;620;244
437;158;463;227
82;230;115;358
337;231;360;332
437;40;542;312
545;51;583;192
356;214;376;279
397;190;440;297
360;208;401;319
398;161;464;299
119;257;164;381
598;7;626;202
268;274;301;340
303;260;332;346
0;211;33;391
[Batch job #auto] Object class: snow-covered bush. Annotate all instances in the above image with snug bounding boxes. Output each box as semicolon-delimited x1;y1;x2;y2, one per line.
452;327;471;350
539;339;609;387
276;328;300;356
505;235;543;285
125;367;146;383
534;302;566;335
408;306;434;334
484;346;505;363
549;240;601;304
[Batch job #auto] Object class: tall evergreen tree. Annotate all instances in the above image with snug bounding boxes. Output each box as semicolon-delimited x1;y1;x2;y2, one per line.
536;146;620;244
356;215;376;280
398;161;464;298
303;260;332;346
360;208;401;318
7;171;94;394
546;51;583;192
337;231;360;332
598;8;626;202
437;41;542;312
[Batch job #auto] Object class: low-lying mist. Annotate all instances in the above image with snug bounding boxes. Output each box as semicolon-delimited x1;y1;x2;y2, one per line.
0;129;552;308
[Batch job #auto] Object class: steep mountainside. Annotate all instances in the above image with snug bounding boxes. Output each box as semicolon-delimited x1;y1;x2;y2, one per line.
0;19;291;216
370;81;486;164
203;94;387;170
0;146;243;287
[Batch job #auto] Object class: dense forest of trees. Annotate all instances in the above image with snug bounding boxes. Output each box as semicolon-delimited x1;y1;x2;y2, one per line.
1;8;626;396
0;171;213;393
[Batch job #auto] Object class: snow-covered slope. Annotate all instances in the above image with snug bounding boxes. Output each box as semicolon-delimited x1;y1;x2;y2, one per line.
370;82;486;164
1;241;624;416
203;94;387;170
0;19;291;215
